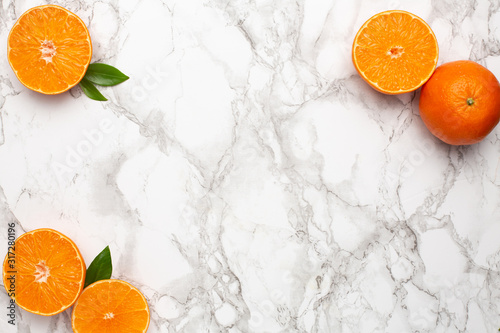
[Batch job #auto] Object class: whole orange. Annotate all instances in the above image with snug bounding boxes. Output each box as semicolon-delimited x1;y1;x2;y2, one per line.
419;60;500;145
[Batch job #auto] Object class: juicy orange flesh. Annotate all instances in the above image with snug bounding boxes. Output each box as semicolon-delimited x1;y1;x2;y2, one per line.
3;229;85;315
354;12;438;93
8;6;92;94
72;280;150;333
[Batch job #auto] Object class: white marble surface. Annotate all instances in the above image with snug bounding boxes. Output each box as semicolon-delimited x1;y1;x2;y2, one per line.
1;0;500;332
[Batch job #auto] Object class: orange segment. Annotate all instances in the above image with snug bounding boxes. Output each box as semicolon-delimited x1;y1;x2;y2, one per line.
72;279;150;333
352;10;439;94
7;5;92;94
2;228;86;316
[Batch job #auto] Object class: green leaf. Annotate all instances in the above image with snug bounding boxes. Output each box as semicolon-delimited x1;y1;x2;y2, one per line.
84;63;129;86
79;77;108;101
84;246;112;288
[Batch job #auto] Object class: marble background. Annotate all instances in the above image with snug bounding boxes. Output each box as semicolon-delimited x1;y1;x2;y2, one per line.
1;0;500;332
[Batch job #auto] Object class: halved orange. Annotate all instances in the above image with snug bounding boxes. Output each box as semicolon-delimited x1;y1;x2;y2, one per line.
2;228;86;316
72;279;150;333
7;5;92;94
352;10;439;94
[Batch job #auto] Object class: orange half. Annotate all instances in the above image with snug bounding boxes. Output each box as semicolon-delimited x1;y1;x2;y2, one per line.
2;228;86;316
7;5;92;94
72;279;150;333
352;10;439;94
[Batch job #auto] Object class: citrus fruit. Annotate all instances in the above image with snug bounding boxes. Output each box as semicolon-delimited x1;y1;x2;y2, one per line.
419;60;500;145
352;10;439;94
72;279;150;333
7;5;92;95
2;228;86;316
